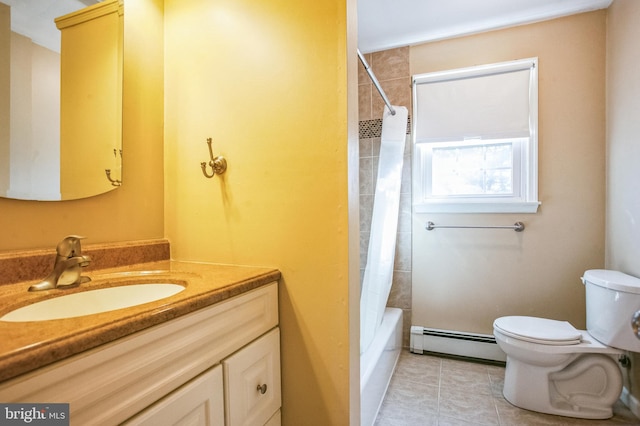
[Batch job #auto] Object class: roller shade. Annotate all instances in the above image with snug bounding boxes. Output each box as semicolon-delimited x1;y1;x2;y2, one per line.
413;59;535;141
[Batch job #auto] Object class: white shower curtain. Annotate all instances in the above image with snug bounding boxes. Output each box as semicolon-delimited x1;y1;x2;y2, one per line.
360;105;409;354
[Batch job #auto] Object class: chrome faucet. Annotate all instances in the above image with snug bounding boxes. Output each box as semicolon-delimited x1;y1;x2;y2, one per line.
29;235;92;291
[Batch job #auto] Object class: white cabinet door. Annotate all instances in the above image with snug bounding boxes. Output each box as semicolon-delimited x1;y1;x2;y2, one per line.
124;365;224;426
224;328;281;426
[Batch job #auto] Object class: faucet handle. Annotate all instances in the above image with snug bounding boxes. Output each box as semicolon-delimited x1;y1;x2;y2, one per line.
56;235;86;258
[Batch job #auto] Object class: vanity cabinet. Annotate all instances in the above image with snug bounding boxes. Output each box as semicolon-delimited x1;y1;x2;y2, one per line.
0;282;281;426
124;365;225;426
224;328;281;425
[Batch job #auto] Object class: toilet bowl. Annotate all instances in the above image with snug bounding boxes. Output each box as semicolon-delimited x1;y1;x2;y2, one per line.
493;269;640;419
494;317;623;419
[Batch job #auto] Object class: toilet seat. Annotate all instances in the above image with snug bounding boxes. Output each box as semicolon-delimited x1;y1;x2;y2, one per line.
494;316;582;345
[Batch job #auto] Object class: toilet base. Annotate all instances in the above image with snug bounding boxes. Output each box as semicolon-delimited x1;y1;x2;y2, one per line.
503;353;623;419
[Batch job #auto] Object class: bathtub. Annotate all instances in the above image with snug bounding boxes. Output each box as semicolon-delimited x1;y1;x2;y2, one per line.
361;307;403;426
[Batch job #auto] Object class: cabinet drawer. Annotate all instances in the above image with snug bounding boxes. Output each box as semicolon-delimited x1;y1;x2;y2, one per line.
124;365;224;426
224;328;281;426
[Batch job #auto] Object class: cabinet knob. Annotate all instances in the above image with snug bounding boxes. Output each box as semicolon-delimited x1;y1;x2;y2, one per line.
257;383;268;394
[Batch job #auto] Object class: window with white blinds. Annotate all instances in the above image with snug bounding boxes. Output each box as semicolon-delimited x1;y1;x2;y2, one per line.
412;58;540;213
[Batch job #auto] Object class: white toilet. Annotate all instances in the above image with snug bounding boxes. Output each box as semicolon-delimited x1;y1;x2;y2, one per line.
493;269;640;419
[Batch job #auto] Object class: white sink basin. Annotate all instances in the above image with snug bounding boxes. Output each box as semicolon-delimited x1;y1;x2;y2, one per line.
0;283;185;322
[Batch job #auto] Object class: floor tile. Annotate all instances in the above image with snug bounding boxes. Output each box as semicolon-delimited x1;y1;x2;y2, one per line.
374;350;640;426
438;386;499;425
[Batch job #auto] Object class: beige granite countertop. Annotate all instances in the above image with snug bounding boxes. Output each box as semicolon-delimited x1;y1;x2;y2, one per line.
0;260;281;383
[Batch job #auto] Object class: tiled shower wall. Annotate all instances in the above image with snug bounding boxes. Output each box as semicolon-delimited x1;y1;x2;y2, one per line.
358;47;412;346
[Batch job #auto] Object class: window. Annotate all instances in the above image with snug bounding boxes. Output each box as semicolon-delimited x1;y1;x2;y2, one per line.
412;58;540;213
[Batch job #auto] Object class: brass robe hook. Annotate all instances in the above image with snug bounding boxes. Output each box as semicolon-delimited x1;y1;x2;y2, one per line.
105;147;123;186
105;169;121;186
200;138;227;178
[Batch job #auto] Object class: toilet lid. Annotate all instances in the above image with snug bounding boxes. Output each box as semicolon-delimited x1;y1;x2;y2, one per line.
494;316;582;345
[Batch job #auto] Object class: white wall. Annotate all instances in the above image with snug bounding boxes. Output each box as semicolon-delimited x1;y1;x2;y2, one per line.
6;33;60;200
606;1;640;276
410;11;607;335
606;0;640;413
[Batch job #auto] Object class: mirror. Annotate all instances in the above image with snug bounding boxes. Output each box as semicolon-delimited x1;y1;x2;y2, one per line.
0;0;123;201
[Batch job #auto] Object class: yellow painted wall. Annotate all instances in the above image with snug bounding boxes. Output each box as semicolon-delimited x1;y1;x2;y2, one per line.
0;0;164;251
163;0;355;424
1;0;359;423
0;3;10;193
411;11;607;335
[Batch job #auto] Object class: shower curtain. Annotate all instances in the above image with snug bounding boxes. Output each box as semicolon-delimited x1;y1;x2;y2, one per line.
360;105;409;354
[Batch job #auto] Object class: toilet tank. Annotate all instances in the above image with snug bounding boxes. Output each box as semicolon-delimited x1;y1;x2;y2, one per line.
583;269;640;352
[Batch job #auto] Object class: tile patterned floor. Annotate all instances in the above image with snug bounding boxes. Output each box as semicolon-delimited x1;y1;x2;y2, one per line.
374;351;640;426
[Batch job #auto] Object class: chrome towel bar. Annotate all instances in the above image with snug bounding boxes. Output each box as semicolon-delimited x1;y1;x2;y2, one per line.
426;221;525;232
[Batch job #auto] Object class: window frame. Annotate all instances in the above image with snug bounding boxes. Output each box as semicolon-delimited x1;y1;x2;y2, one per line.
412;58;540;214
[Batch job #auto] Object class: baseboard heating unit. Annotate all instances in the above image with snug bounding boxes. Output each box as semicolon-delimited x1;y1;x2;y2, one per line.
410;326;506;363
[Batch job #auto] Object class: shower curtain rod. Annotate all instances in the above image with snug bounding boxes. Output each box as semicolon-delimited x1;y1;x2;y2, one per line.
357;49;396;116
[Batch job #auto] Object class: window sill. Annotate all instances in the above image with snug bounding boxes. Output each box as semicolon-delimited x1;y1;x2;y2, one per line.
414;201;541;214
